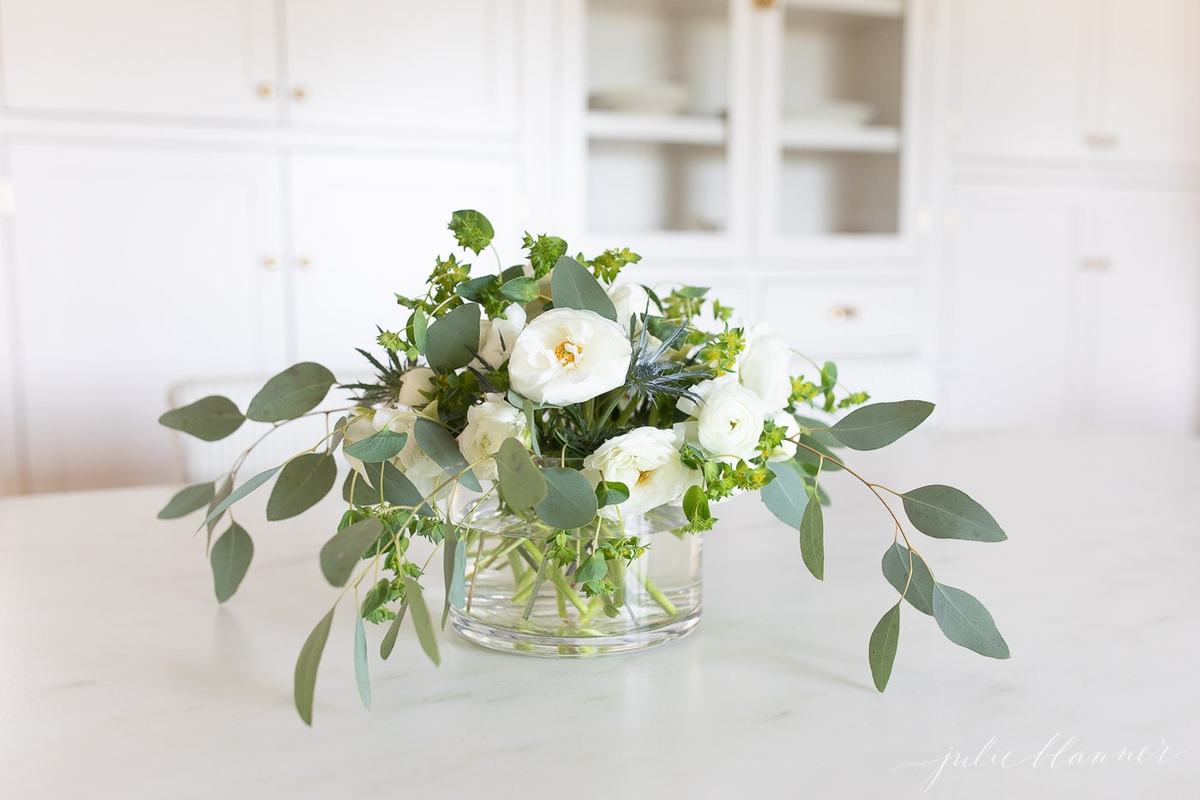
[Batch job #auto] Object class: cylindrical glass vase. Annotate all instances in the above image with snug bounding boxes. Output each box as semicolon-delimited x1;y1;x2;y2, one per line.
447;500;702;657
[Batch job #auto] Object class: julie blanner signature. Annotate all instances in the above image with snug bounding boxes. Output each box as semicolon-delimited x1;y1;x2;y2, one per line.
892;733;1186;793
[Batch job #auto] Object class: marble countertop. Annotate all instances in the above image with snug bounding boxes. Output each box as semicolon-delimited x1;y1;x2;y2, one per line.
2;432;1197;798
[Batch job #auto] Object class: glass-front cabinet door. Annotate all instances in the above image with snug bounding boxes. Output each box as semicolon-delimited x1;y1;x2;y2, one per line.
755;0;911;255
579;0;751;257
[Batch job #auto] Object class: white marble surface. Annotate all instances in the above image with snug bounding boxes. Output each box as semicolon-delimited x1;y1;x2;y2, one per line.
2;433;1198;798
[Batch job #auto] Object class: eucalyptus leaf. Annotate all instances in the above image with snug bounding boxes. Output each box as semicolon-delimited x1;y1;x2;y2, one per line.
499;276;541;303
246;362;336;423
361;579;391;618
799;498;824;580
869;604;901;692
576;552;608;584
535;467;598;530
353;613;372;710
595;480;630;508
448;209;494;254
343;429;408;463
294;605;336;726
790;434;843;472
403;577;440;666
206;476;233;548
425;302;481;371
549;256;617;321
342;470;378;506
201;466;280;529
793;415;842;450
828;400;934;451
411;308;428;353
319;517;385;587
456;274;496;301
377;461;433;515
210;521;253;603
327;416;349;453
442;527;459;627
380;600;409;660
902;485;1007;542
881;543;935;615
932;583;1010;659
760;461;809;529
267;453;336;521
157;482;214;520
414;417;481;492
158;395;244;441
496;438;548;510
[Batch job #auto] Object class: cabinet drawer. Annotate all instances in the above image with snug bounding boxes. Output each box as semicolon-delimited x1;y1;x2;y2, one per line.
760;282;920;357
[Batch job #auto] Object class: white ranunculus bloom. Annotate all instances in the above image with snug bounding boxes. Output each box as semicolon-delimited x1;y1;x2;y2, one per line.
476;303;526;369
508;307;633;406
766;410;800;462
456;394;528;481
607;282;651;334
737;322;793;412
397;367;436;407
678;376;765;463
583;426;698;517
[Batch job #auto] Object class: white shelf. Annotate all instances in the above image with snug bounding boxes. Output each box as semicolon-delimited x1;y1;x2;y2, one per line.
783;0;904;18
780;123;900;153
586;111;726;146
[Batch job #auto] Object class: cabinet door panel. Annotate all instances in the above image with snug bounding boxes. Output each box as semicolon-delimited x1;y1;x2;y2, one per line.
284;0;518;134
1101;0;1200;164
0;0;277;120
944;184;1079;429
1085;189;1200;431
950;0;1088;160
10;145;286;491
288;154;524;371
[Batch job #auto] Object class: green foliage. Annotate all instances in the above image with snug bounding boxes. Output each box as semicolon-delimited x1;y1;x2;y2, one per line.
267;453;336;521
319;517;385;587
202;465;280;529
523;232;568;278
902;485;1007;542
682;484;715;533
881;543;935;615
353;614;371;709
379;599;409;659
157;482;215;519
424;302;481;371
661;286;709;320
868;604;901;692
159;396;245;441
496;438;548;510
694;328;745;375
595;480;630;508
376;330;405;352
343;429;408;463
206;476;233;545
499;276;541;304
799;497;824;580
579;247;641;283
414;418;482;492
448;209;494;254
360;578;397;623
535;467;598;530
403;576;440;665
210;521;253;603
550;256;618;321
246;362;336;423
760;461;809;528
932;583;1010;659
576;552;608;584
294;604;336;726
828;400;934;451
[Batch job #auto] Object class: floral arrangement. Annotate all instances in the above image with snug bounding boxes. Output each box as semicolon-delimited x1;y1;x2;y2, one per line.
157;210;1009;725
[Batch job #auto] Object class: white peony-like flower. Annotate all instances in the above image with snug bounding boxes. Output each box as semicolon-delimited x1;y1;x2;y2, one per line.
765;410;800;462
678;376;765;463
737;322;793;412
476;303;526;369
583;427;698;516
508;307;632;406
397;367;436;407
607;282;651;334
456;394;528;480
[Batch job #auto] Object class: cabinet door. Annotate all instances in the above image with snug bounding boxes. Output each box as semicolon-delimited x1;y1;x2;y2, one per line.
942;183;1080;429
288;153;524;370
0;190;23;495
949;0;1090;160
0;0;277;121
9;145;286;492
1099;0;1200;164
284;0;518;134
1083;189;1200;431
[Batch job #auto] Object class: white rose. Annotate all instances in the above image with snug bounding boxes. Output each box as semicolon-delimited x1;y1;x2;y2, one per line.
678;376;765;463
737;322;793;412
456;394;528;481
766;410;800;462
476;303;526;369
508;307;632;406
607;283;651;334
397;367;436;407
583;427;698;516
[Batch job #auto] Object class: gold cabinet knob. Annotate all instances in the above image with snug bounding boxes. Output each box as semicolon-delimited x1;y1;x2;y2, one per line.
255;81;274;100
262;255;278;269
291;85;309;102
828;305;858;322
297;256;312;269
753;0;776;8
1080;257;1111;272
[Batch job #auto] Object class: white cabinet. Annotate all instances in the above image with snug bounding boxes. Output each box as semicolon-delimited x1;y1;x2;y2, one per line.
0;206;22;495
1081;188;1200;431
8;144;287;491
0;0;278;121
942;182;1080;429
283;0;519;134
287;153;524;370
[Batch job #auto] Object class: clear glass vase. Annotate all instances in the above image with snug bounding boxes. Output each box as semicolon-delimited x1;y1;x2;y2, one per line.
447;499;702;657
